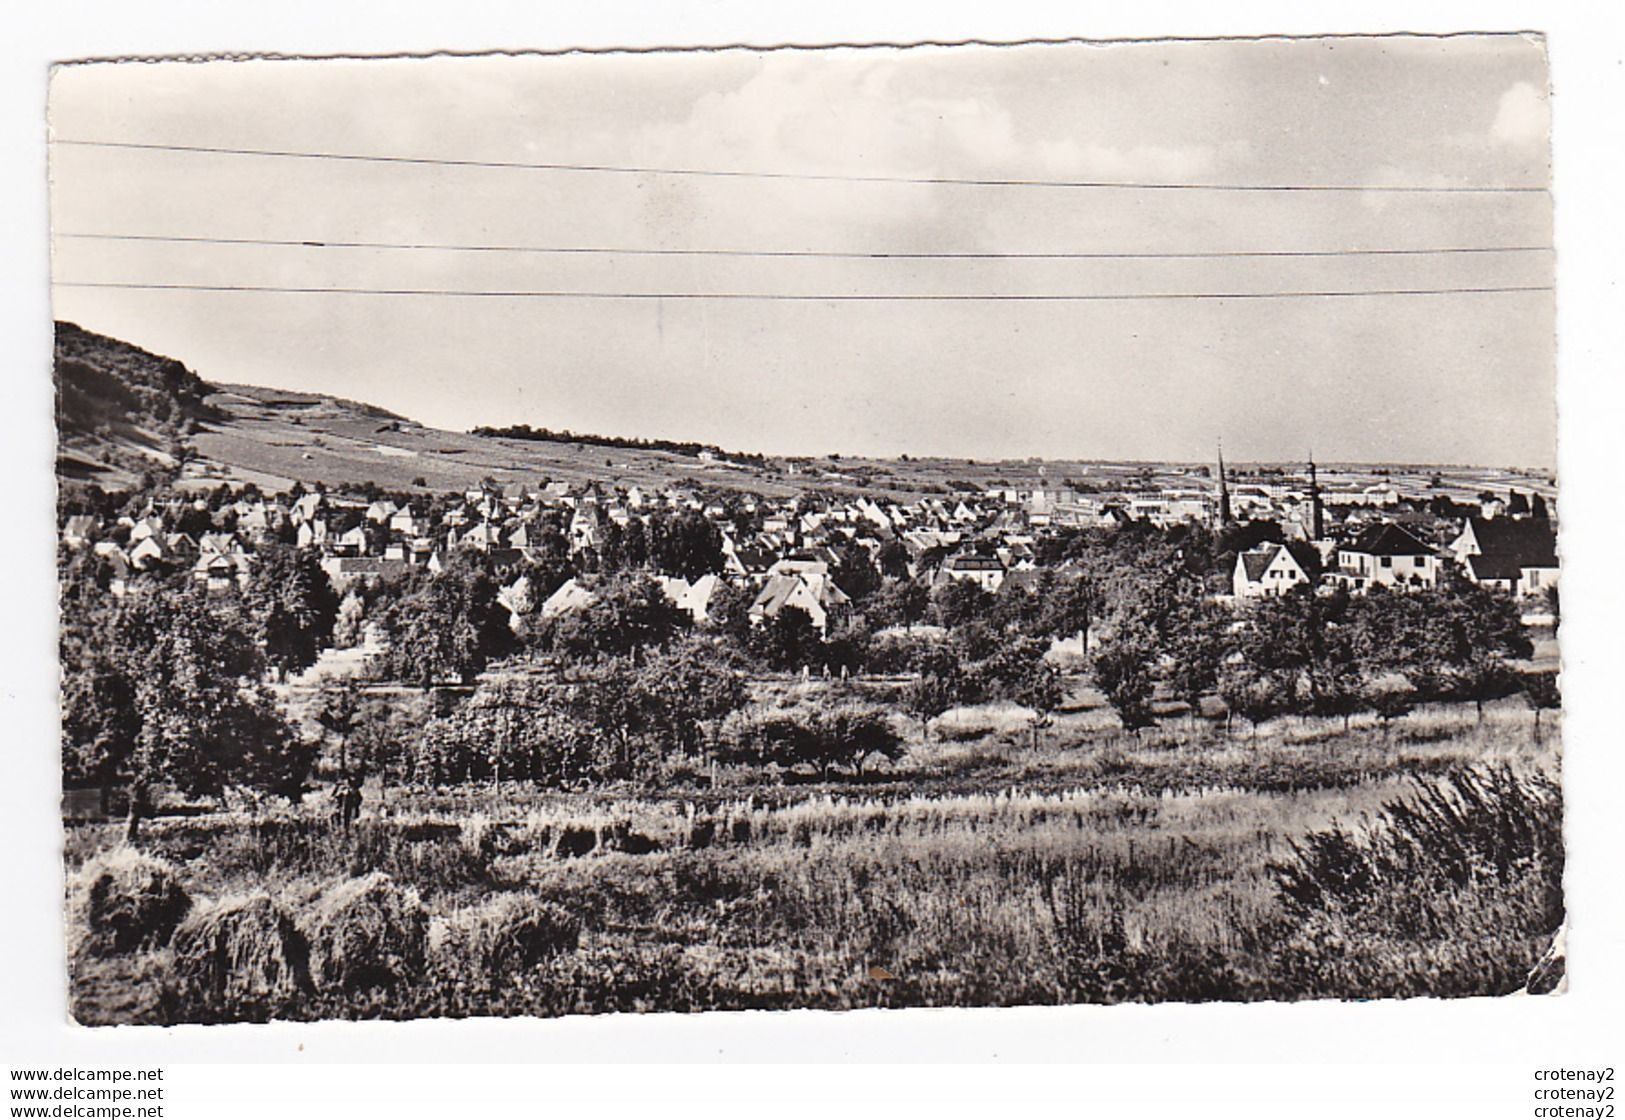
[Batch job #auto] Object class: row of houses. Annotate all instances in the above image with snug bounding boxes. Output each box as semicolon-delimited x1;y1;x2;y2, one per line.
64;467;1559;634
1232;515;1558;600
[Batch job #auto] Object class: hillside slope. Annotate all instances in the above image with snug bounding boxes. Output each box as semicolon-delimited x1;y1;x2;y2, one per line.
54;323;1215;501
54;321;215;487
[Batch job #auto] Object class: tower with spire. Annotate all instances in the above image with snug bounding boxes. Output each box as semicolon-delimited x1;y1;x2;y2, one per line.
1216;439;1233;528
1308;453;1325;541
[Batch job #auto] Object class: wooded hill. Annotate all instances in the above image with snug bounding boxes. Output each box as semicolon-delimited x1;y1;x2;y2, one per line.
55;321;219;488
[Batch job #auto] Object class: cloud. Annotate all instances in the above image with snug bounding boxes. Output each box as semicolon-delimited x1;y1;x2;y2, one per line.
1491;81;1549;148
623;55;1217;238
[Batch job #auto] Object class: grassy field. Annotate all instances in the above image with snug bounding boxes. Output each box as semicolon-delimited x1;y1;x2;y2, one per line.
175;383;1553;505
64;694;1562;1024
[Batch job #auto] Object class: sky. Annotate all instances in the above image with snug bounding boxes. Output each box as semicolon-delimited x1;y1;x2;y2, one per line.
47;36;1554;466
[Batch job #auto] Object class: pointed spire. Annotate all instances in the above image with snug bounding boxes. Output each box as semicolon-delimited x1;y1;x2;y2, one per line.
1217;439;1233;527
1308;451;1324;540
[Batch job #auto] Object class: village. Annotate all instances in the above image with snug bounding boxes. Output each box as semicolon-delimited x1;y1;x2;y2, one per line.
59;449;1560;644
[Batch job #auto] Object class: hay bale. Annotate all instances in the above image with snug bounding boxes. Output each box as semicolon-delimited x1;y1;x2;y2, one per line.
553;825;597;859
598;821;661;855
430;893;581;977
172;893;310;1008
66;848;191;958
687;816;717;850
298;872;428;992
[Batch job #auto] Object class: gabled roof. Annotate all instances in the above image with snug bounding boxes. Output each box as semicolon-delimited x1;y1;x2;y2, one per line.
732;548;776;571
1281;540;1321;575
944;554;1005;572
1464;516;1557;568
1465;553;1524;583
1238;541;1318;585
540;577;596;619
1239;550;1274;583
1346;523;1433;557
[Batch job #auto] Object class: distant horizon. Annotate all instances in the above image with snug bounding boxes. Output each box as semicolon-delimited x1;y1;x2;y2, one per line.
170;336;1551;477
57;315;1549;476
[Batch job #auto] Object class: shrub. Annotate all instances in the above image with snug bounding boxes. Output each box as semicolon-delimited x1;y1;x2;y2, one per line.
172;893;310;1011
298;872;429;992
1268;764;1564;998
67;849;191;958
429;893;581;978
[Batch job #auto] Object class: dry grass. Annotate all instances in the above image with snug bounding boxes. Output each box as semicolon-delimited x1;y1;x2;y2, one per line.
66;849;191;960
428;893;581;980
62;707;1562;1023
298;872;429;994
171;892;310;1013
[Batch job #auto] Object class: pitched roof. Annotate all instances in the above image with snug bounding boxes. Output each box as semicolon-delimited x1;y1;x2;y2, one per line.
1465;517;1557;568
944;554;1005;572
1347;523;1433;557
1465;553;1524;583
1281;540;1322;575
1239;549;1274;583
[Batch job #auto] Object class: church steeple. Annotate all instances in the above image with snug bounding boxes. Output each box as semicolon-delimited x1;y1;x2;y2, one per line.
1308;452;1324;540
1217;439;1233;527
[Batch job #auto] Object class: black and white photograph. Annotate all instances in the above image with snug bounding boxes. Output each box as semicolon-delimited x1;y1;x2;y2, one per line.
47;31;1568;1029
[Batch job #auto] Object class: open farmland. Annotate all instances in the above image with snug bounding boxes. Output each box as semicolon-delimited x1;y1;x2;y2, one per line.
64;690;1562;1025
172;383;1553;509
56;325;1565;1022
183;384;809;498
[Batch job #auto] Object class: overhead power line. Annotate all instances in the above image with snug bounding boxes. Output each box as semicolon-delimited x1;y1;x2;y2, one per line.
52;280;1553;301
50;138;1550;195
54;231;1554;261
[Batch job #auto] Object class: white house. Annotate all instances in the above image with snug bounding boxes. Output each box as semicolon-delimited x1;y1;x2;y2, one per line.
748;571;851;635
1232;541;1320;599
1333;523;1439;591
1449;516;1558;598
940;553;1006;592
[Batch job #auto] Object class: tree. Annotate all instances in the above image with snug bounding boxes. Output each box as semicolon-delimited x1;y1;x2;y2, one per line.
832;543;881;603
245;542;340;680
1237;585;1339;715
313;680;362;778
650;510;725;581
1218;663;1291;738
871;578;930;632
800;705;905;778
63;587;304;838
349;694;417;793
380;560;517;687
756;605;822;672
551;574;690;664
702;578;756;648
1041;572;1104;649
1009;657;1065;750
821;620;873;678
559;659;653;781
876;539;911;581
458;679;549;792
1521;671;1560;744
1369;678;1417;735
333;591;367;649
902;645;968;740
1163;594;1230;726
1093;626;1158;735
636;637;749;761
931;578;995;629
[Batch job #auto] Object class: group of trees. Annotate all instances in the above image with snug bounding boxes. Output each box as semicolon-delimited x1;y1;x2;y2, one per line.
60;456;1560;817
384;636;753;788
468;422;767;467
590;510;726;581
60;585;314;836
1088;573;1542;736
